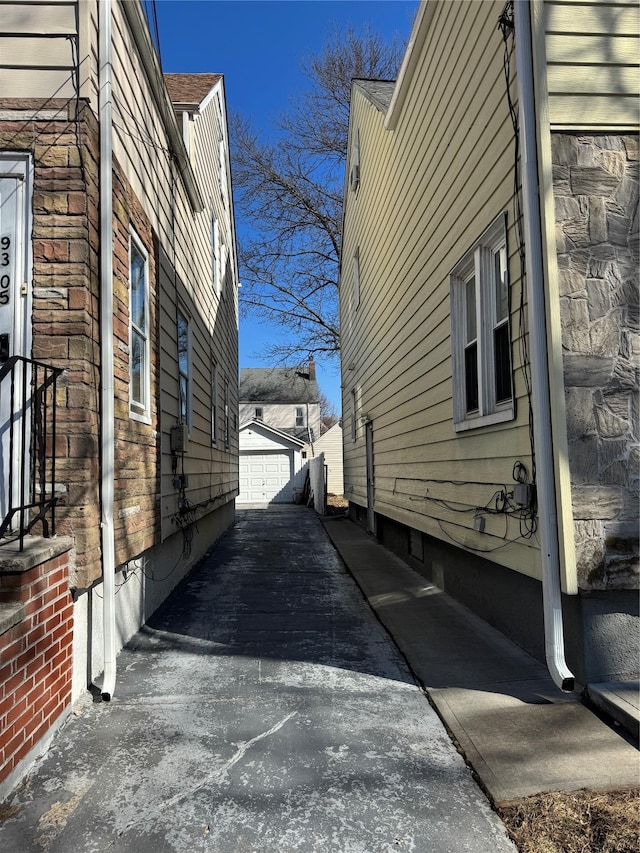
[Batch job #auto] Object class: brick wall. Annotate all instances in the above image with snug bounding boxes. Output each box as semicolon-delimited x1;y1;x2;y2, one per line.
553;133;639;590
111;168;161;565
0;541;73;791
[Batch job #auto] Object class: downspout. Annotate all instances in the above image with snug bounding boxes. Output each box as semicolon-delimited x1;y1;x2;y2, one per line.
514;0;574;691
98;0;116;701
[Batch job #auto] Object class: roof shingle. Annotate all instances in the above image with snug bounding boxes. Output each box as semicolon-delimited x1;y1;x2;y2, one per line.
164;73;221;107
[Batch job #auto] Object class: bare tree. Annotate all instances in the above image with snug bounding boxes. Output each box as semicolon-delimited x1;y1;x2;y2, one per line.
231;24;406;362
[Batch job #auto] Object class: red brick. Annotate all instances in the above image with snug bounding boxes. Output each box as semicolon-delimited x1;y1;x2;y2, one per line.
0;636;25;666
25;653;46;681
0;565;41;588
3;671;31;698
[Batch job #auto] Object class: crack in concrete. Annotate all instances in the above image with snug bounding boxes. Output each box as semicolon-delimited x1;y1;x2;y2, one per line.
115;708;298;840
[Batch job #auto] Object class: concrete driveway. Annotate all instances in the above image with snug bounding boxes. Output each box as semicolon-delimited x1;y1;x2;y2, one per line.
0;506;515;852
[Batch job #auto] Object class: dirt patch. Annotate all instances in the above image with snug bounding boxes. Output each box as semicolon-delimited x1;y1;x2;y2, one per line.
325;494;348;516
497;789;639;853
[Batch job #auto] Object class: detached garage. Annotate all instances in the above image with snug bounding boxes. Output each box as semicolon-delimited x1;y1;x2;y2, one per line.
238;420;306;504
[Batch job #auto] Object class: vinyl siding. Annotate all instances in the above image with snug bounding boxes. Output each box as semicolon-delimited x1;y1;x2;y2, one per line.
315;424;344;495
341;0;540;579
543;0;640;129
0;1;239;539
0;1;78;99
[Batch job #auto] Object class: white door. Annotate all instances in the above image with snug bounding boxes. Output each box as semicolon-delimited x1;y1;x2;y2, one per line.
0;155;33;526
238;452;293;503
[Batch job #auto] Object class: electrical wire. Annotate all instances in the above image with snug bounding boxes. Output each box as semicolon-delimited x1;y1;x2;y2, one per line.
499;2;537;487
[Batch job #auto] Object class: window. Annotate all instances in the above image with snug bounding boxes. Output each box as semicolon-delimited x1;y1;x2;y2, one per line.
211;361;218;444
177;309;190;427
129;230;150;422
351;388;357;442
295;407;304;427
212;217;220;297
219;140;227;206
450;213;513;431
255;407;263;420
349;129;360;192
353;248;360;310
224;378;230;449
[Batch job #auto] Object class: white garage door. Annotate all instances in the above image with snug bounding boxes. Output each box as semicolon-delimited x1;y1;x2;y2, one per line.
238;452;293;503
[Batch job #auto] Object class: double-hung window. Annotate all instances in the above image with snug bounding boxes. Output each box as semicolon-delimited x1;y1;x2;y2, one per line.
295;407;304;427
353;248;361;311
450;213;513;431
129;230;150;423
177;309;190;428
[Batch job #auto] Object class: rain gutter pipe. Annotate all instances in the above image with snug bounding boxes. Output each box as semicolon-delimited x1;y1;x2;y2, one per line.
514;0;574;691
99;0;116;701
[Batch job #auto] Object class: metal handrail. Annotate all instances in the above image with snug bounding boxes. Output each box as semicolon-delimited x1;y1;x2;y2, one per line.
0;355;64;550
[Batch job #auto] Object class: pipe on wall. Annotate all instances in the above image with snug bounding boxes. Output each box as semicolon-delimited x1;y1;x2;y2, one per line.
514;0;574;692
98;0;116;701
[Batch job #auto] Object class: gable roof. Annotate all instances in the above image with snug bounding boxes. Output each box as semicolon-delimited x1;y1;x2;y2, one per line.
239;419;306;448
164;73;222;107
239;367;319;404
353;79;396;114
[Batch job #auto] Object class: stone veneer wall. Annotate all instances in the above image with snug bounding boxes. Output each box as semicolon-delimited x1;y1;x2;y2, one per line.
0;99;160;589
552;133;639;591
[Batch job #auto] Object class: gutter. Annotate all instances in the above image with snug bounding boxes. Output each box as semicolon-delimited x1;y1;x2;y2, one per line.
98;0;116;701
514;0;574;692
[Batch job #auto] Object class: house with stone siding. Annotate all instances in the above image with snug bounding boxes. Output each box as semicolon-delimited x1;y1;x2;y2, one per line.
339;0;638;698
0;0;239;797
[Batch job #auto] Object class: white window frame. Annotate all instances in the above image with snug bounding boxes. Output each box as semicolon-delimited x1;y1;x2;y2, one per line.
211;360;218;444
295;407;304;427
129;228;151;424
353;247;361;311
255;406;263;421
177;308;191;430
449;213;513;432
212;217;220;298
224;378;230;449
351;388;357;442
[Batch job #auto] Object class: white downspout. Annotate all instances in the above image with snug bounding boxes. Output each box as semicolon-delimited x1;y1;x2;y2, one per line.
99;0;116;701
514;0;574;691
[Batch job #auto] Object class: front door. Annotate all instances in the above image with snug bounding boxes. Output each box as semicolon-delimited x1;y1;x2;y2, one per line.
365;421;375;533
0;155;33;526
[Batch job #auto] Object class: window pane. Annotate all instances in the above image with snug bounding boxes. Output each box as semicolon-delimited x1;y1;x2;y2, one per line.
131;330;143;405
177;313;188;374
465;276;476;343
464;341;478;413
495;248;508;322
494;322;511;403
131;244;146;333
179;376;188;423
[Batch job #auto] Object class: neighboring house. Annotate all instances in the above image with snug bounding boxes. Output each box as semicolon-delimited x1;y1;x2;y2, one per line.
0;0;239;796
340;0;638;691
315;421;344;496
237;361;319;503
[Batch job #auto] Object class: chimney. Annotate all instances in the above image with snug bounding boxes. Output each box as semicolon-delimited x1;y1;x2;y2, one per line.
308;357;316;380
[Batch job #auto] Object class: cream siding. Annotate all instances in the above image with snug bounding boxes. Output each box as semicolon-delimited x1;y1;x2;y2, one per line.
341;0;539;578
0;1;239;538
103;2;238;536
315;423;344;495
0;1;78;99
543;0;640;129
239;402;321;442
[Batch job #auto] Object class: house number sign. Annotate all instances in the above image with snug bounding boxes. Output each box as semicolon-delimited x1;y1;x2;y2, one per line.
0;234;11;306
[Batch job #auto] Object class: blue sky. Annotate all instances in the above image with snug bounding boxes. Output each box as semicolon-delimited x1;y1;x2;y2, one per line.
155;0;418;410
